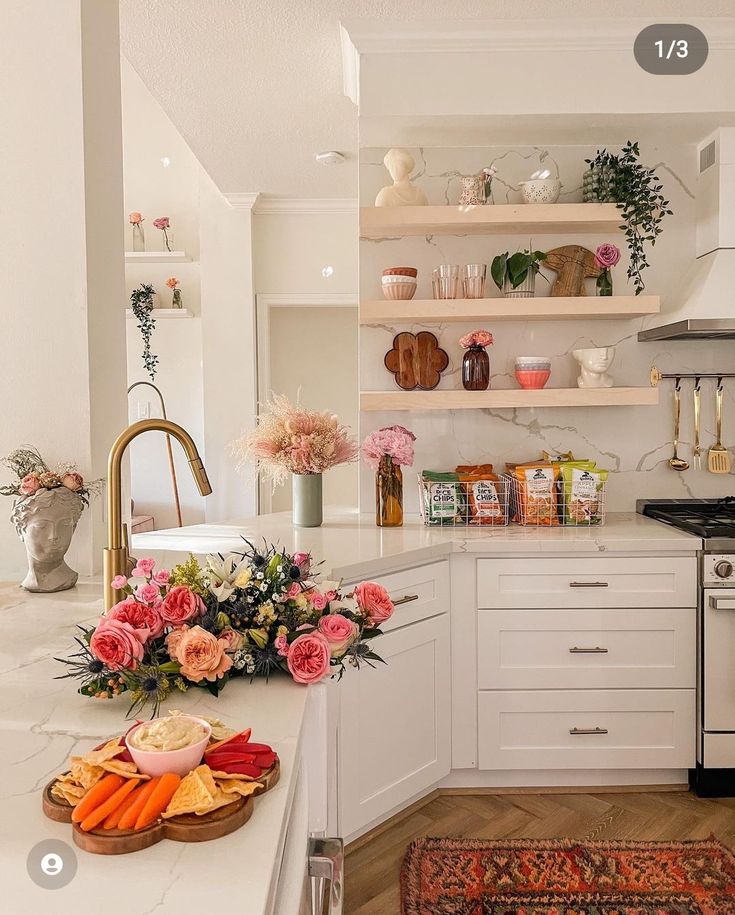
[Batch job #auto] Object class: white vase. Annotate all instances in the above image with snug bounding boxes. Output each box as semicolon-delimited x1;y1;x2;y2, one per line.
502;272;536;298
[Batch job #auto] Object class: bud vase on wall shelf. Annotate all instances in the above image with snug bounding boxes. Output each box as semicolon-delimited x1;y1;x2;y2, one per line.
459;330;494;392
375;456;403;527
129;212;145;252
596;269;613;296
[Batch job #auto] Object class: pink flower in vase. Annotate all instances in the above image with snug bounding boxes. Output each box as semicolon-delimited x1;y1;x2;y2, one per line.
153;216;172;252
459;330;494;349
129;212;143;225
594;243;621;269
361;426;416;470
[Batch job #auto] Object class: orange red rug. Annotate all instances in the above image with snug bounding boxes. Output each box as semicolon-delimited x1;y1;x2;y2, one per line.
401;836;735;914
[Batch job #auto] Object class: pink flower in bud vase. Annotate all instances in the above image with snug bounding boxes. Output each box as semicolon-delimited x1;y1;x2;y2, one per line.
594;243;621;269
129;212;143;225
110;575;128;591
19;473;41;496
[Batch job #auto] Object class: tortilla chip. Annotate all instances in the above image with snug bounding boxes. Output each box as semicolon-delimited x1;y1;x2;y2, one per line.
209;769;257;782
50;781;86;806
76;739;125;766
193;764;217;796
167;710;237;743
214;778;261;797
68;761;105;791
198;787;241;814
100;759;146;779
162;767;216;818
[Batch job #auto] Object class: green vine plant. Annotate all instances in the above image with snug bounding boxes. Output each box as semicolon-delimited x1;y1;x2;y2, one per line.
130;283;158;380
585;141;672;295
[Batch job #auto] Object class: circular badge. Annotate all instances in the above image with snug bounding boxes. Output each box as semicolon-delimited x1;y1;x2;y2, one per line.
26;839;78;889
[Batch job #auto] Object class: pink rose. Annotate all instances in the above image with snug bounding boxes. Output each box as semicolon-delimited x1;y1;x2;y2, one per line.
293;551;310;571
110;575;128;591
287;582;301;599
129;212;143;225
166;627;188;659
353;581;394;626
133;558;155;577
275;635;289;657
286;631;331;684
318;614;358;657
310;591;328;611
153;216;170;229
175;626;232;683
161;585;205;625
108;598;164;640
61;471;84;492
19;473;41;496
594;243;621;269
219;628;244;653
90;618;147;671
136;582;161;604
152;569;170;586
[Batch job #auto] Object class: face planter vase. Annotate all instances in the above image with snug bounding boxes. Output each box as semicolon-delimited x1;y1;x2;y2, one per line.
573;346;615;389
11;487;83;592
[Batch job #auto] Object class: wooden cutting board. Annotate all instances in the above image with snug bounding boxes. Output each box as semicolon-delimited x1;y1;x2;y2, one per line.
384;331;449;390
543;245;602;296
42;759;280;855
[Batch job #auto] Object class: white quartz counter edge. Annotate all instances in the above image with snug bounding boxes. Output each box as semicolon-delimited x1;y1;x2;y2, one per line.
133;511;702;582
0;582;314;915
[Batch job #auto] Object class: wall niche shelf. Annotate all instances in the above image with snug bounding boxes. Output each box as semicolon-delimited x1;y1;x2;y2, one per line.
126;308;194;319
360;296;659;325
125;251;192;264
360;203;622;238
361;388;659;412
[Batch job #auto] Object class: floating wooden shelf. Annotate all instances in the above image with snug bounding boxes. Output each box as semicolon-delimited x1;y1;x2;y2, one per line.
360;388;659;412
126;308;194;319
125;251;192;264
360;296;660;325
360;204;622;238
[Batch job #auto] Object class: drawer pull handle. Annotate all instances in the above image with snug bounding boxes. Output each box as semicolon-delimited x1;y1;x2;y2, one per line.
569;581;609;588
569;646;609;654
570;727;609;736
393;593;419;606
709;596;735;611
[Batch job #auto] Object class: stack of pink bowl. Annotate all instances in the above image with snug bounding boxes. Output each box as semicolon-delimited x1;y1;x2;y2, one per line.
515;356;551;389
382;267;417;300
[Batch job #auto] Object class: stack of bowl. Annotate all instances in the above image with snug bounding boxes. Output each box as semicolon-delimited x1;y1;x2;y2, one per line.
515;356;551;390
382;267;417;300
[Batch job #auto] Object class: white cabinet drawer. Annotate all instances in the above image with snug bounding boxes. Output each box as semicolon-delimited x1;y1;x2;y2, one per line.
478;689;695;770
478;608;696;690
477;557;697;609
351;560;449;633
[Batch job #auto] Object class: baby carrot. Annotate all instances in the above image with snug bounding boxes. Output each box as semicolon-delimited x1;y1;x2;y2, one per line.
80;778;140;832
118;777;159;831
71;774;125;824
102;782;144;830
134;773;181;831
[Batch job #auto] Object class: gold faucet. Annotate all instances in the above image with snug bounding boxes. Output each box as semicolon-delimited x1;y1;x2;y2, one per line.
103;419;212;610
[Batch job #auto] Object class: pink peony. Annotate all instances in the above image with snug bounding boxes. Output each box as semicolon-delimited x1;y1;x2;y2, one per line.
361;426;415;471
286;631;331;684
107;598;164;640
310;591;328;611
153;216;170;229
275;635;290;657
90;618;147;671
318;614;359;657
136;582;161;604
110;575;128;591
594;243;621;269
19;473;41;496
161;585;204;625
354;581;394;626
219;628;244;653
61;471;84;492
152;569;170;586
129;212;143;225
459;330;494;349
175;626;232;683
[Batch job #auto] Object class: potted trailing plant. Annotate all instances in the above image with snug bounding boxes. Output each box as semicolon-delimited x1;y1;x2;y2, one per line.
491;248;547;298
130;283;158;380
583;141;672;295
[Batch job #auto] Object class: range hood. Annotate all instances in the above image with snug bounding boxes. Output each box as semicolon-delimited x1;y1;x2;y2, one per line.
639;128;735;342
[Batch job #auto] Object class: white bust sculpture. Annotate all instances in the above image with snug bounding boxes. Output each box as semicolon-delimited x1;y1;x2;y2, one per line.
375;148;428;207
573;347;615;388
12;487;83;591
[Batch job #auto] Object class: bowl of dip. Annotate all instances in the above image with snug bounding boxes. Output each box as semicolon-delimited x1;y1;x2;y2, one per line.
125;715;212;777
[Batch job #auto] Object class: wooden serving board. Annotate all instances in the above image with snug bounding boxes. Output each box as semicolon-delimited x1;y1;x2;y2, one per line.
43;758;280;855
384;331;449;390
543;245;602;296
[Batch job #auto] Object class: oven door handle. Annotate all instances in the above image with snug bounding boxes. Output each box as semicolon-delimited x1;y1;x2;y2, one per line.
309;836;344;915
709;595;735;611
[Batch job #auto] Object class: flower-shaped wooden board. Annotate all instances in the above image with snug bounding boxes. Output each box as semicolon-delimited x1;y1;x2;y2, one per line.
384;331;449;390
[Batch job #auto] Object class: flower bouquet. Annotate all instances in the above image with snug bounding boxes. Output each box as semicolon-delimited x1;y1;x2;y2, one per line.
57;541;395;716
594;243;621;297
362;425;416;527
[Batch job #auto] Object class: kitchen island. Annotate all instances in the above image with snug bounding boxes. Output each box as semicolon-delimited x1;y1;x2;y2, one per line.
0;581;321;915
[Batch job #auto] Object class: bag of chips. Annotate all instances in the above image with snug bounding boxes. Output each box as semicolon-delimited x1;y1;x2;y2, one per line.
561;465;608;525
509;462;560;525
455;464;506;525
422;471;463;524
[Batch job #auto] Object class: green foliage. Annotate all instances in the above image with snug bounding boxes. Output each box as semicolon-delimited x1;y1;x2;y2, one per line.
130;283;158;379
585;141;672;295
491;248;547;290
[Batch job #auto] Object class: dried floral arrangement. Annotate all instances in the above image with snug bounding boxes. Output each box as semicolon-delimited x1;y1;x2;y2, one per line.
0;446;101;504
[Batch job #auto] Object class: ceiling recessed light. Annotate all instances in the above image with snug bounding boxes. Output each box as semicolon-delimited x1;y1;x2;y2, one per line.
322;266;334;278
315;151;345;166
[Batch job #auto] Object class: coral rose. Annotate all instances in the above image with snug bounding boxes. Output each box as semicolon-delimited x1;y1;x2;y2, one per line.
161;585;204;625
353;581;394;626
286;631;331;684
318;614;358;658
90;618;147;671
108;598;164;640
129;212;143;224
219;628;244;653
19;473;41;496
175;626;232;683
61;472;84;492
165;626;188;659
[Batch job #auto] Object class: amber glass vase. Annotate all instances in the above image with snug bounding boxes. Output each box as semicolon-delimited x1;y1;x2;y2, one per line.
462;345;490;391
375;455;403;527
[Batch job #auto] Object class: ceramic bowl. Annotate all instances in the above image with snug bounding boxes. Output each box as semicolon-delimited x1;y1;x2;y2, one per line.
519;179;562;205
515;356;551;369
515;368;551;390
382;281;417;300
125;716;212;777
382;267;417;278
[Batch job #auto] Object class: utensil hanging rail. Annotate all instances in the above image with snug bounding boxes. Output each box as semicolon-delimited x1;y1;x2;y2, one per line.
650;366;735;387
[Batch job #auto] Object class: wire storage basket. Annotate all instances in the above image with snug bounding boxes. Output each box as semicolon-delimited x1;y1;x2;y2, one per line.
502;471;607;527
418;475;511;526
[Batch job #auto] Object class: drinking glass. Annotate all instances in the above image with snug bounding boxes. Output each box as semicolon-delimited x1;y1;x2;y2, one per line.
462;264;486;299
432;264;459;299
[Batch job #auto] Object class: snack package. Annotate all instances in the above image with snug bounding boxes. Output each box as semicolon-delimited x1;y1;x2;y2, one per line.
455;464;506;525
509;462;560;525
422;471;464;524
561;465;608;525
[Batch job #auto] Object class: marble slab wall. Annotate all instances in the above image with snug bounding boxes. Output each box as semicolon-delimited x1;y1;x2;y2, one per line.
359;144;735;513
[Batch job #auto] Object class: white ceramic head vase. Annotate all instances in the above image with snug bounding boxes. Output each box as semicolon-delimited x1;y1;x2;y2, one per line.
375;148;429;207
573;346;615;388
11;487;83;592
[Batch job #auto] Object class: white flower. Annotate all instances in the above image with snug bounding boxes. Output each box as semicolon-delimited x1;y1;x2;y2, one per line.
260;583;268;592
206;552;251;602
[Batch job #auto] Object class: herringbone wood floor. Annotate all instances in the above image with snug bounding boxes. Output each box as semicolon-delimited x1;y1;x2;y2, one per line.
344;789;735;914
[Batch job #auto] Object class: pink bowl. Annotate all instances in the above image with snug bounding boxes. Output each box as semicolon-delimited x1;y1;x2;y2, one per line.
515;369;551;390
125;716;212;777
382;282;416;300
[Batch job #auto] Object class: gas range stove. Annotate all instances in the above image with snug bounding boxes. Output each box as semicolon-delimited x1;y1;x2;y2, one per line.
638;497;735;554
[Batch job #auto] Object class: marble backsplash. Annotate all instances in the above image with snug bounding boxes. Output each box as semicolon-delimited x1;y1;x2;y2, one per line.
359;143;735;513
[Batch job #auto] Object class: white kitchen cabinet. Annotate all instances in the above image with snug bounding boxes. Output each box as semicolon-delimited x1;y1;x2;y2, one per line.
338;612;451;840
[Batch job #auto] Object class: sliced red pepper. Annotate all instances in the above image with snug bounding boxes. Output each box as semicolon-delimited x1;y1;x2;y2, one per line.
236;742;273;754
252;751;276;769
215;761;262;778
205;728;252;754
204;751;258;766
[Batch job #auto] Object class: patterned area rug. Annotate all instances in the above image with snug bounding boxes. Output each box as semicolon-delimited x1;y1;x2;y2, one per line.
401;836;735;915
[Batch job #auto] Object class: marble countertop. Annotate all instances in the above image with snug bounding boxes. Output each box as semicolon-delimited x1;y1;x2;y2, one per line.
0;581;313;915
133;510;701;581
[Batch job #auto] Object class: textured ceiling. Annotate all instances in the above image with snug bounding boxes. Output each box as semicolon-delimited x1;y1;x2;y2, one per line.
120;0;735;198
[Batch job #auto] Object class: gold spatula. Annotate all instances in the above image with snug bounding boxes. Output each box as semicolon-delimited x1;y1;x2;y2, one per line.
708;383;732;474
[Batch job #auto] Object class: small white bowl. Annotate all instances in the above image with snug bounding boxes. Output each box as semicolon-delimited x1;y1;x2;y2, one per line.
125;716;212;778
519;179;562;205
516;356;551;366
382;274;417;284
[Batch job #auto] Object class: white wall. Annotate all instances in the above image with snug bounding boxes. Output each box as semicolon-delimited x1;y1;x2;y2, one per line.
0;0;127;578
